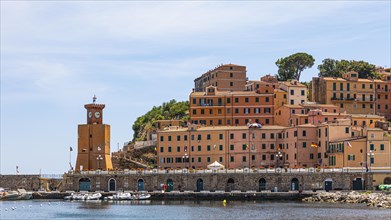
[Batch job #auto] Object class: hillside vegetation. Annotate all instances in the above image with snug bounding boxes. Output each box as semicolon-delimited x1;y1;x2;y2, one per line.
132;99;189;141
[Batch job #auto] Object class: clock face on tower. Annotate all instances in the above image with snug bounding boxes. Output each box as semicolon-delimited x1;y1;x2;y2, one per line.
88;112;92;118
94;111;101;119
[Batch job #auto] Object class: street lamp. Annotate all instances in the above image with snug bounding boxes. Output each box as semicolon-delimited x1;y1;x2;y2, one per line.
97;155;103;170
182;153;189;168
367;150;374;172
276;151;283;168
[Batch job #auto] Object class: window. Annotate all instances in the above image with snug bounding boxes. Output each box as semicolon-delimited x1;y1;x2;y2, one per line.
262;133;266;139
177;135;181;141
207;157;211;163
230;133;234;139
345;127;349;133
230;82;234;86
252;155;255;161
198;157;202;163
230;156;234;162
347;155;355;161
198;134;202;140
201;109;205;114
310;153;314;159
242;144;247;150
207;134;211;140
160;136;164;142
370;157;374;164
333;83;336;90
219;134;223;140
245;97;249;102
270;155;275;160
290;90;294;95
230;145;234;150
168;146;172;152
235;108;239;114
301;90;305;96
198;145;202;151
177;146;180;152
380;144;384;151
370;144;374;151
270;144;275;149
302;130;306;136
219;157;223;162
265;97;269;102
290;100;294;105
235;98;239;103
192;98;196;104
184;135;188;141
230;72;233;77
302;142;307;148
242;156;247;162
242;133;247;139
270;133;275;139
219;145;223;151
168;136;172;141
227;98;231;103
160;147;164;152
362;84;365;89
265;119;270;124
255;97;259;102
262;144;266;149
329;155;336;166
207;145;211;151
340;83;343;91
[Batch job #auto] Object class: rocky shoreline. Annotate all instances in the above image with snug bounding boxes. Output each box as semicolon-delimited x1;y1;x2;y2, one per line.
303;191;391;209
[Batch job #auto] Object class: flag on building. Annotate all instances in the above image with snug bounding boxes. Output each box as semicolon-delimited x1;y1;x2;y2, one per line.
366;162;369;172
70;147;73;151
154;147;157;151
311;142;318;148
346;141;352;148
213;144;216;150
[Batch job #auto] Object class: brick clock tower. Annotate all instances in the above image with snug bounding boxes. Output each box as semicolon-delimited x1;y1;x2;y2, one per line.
76;96;113;171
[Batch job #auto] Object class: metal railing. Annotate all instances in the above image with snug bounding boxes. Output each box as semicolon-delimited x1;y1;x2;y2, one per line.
67;167;391;176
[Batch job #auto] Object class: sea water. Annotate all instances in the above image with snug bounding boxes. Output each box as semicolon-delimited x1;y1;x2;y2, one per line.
0;200;390;219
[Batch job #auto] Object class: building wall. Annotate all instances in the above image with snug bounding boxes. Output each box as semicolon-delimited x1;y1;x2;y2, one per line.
63;172;377;192
375;80;391;120
194;64;247;92
190;86;274;126
279;80;307;105
76;124;112;171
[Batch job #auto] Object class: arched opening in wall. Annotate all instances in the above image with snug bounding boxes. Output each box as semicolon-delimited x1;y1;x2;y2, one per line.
166;179;174;192
352;178;364;190
196;179;204;192
291;178;299;191
324;178;333;192
108;178;116;192
79;178;91;192
384;177;391;184
137;179;145;191
258;178;266;191
226;178;235;192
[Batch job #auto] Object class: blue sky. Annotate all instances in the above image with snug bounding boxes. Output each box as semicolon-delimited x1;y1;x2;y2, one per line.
1;1;390;174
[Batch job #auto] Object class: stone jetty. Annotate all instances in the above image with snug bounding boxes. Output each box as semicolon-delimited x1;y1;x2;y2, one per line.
302;191;391;209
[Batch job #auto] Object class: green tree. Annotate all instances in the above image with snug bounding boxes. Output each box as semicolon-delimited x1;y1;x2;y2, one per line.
131;100;189;141
318;59;377;79
275;52;315;81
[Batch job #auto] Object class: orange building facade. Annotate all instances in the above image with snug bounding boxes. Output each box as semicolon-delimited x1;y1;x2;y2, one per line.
190;86;274;126
76;97;113;171
194;64;247;92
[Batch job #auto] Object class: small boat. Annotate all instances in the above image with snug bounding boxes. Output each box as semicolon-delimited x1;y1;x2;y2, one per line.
0;189;32;200
64;193;74;200
86;193;102;200
73;193;88;200
113;192;133;200
132;193;151;200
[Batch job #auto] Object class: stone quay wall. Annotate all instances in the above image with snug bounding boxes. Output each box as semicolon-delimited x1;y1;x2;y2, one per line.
0;175;41;191
63;170;374;192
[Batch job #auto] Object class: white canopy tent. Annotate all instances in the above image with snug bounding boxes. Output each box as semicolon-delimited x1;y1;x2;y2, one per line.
207;161;225;170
